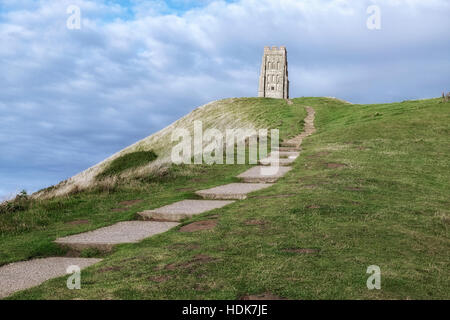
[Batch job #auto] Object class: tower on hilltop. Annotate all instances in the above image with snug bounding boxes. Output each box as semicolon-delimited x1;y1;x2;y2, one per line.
258;46;289;99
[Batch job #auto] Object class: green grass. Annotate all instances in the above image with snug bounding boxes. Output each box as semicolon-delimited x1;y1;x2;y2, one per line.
97;151;157;178
4;97;450;300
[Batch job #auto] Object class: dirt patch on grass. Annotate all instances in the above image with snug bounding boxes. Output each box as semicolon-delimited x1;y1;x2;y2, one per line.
112;199;143;212
64;249;82;257
166;243;200;250
118;199;143;207
164;254;219;270
179;220;217;232
307;151;330;158
98;266;122;273
119;257;143;264
241;292;288;300
326;163;346;169
283;248;320;254
345;186;363;191
66;219;90;225
190;178;209;183
194;283;211;291
148;275;172;283
307;205;320;209
245;219;267;226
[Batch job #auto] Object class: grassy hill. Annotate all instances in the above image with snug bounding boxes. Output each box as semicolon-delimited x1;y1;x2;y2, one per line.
0;98;306;266
34;98;305;199
2;97;449;299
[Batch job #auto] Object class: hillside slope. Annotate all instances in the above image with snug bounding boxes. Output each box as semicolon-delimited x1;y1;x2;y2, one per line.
0;98;307;266
3;97;449;299
35;98;305;199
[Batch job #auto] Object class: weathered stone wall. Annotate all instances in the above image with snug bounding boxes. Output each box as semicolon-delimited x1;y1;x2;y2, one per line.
258;46;289;99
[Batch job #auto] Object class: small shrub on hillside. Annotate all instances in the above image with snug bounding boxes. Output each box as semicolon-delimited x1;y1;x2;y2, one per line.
138;163;216;184
97;151;157;179
0;190;32;215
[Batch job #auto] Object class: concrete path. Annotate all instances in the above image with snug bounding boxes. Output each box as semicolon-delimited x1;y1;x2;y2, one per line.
138;200;234;222
282;107;316;148
238;107;315;184
258;157;296;166
237;166;292;183
196;183;273;200
55;221;179;251
0;257;101;298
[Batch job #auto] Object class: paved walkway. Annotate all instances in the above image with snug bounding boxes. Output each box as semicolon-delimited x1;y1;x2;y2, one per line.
138;200;235;221
0;106;316;298
55;221;179;251
0;257;101;299
196;183;273;200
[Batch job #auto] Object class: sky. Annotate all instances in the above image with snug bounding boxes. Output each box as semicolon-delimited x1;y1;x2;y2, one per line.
0;0;449;199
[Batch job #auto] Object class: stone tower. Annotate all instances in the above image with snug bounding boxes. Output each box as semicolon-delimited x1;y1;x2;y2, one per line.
258;46;289;99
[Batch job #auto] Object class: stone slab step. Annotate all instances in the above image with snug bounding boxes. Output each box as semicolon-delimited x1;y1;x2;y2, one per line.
258;157;296;166
237;166;292;183
0;257;101;298
196;183;273;200
55;221;178;251
138;200;234;222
